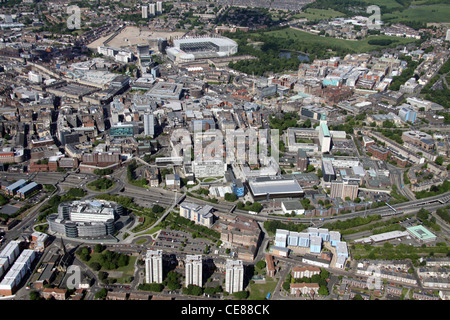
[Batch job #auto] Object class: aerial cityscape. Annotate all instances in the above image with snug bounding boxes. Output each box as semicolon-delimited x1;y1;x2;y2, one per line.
0;0;449;308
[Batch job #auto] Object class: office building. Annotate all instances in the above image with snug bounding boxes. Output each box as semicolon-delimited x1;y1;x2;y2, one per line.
318;116;331;153
398;106;417;124
225;259;244;294
143;112;155;137
110;122;139;137
179;201;214;228
297;149;308;172
47;200;123;239
145;250;163;283
321;159;336;182
185;255;202;288
330;180;359;201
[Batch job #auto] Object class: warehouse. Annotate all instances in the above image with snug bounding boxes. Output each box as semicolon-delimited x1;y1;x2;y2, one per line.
16;182;40;199
5;179;27;196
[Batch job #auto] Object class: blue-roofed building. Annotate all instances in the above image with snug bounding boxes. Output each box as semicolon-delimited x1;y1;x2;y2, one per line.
16;182;40;199
298;232;310;247
329;231;341;247
275;229;289;248
233;179;245;197
310;235;322;253
336;241;349;259
398;106;417;124
318;228;330;242
308;227;319;237
5;179;27;196
287;232;299;247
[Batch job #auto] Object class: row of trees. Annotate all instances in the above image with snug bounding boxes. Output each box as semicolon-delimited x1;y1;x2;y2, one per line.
137;269;224;297
264;220;308;235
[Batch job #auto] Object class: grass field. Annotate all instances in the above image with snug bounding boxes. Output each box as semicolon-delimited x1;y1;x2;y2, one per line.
89;253;137;283
265;27;417;53
248;278;278;300
382;5;450;23
358;0;404;10
292;8;346;20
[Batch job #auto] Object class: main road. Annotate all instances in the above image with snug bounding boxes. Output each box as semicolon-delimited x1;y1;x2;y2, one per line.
4;167;449;239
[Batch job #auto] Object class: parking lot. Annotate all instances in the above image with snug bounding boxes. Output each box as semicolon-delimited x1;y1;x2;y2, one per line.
149;230;211;254
145;229;232;258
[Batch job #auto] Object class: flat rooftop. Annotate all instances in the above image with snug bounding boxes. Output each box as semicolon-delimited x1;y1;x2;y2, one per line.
407;225;436;241
249;178;303;196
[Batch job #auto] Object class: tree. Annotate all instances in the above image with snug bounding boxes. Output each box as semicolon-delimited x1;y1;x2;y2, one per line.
94;288;108;300
255;260;266;270
98;271;108;281
320;268;329;280
318;285;329;296
232;290;249;299
90;262;102;271
77;246;91;262
152;204;165;214
435;156;444;166
317;169;323;178
138;283;164;292
417;208;430;221
224;193;238;202
94;244;105;253
183;284;203;296
29;291;41;300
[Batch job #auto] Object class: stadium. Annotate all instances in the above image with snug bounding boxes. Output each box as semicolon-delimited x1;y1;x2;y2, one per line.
166;36;238;63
